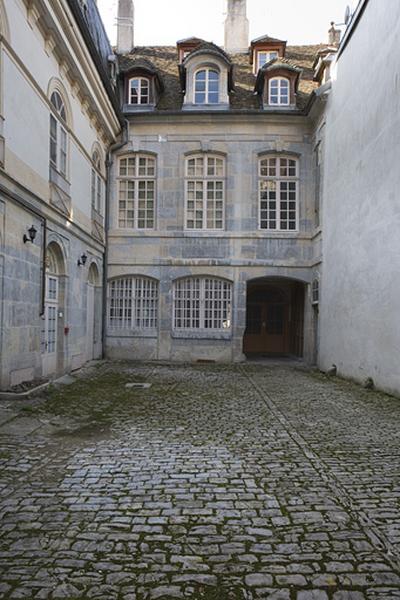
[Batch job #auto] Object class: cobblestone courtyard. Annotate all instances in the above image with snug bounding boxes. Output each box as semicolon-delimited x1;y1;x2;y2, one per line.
0;362;400;599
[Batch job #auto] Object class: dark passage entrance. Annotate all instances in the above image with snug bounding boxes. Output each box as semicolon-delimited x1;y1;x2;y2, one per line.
243;278;305;358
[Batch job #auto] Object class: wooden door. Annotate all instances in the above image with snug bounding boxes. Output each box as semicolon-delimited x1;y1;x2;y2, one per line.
243;287;289;355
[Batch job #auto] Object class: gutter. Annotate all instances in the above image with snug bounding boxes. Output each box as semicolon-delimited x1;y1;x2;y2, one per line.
101;122;129;359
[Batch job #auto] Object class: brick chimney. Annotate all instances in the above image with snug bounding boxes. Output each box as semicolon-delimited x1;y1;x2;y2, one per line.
117;0;134;54
328;22;341;47
224;0;249;53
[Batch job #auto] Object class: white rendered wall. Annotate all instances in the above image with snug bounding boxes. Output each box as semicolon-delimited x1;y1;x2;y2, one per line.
319;0;400;395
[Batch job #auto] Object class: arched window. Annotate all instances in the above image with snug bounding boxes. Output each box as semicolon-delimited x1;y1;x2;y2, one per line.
91;150;103;214
173;277;232;331
268;77;290;106
49;91;68;177
118;154;156;229
129;77;150;105
108;277;158;330
259;156;299;231
185;154;225;230
194;69;219;104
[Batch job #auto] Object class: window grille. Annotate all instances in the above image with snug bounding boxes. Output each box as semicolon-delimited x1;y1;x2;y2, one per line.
118;155;156;229
108;277;158;330
185;155;225;230
173;277;232;331
259;156;298;231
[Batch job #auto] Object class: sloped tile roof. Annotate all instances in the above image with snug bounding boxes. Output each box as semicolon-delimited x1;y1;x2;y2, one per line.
119;43;326;112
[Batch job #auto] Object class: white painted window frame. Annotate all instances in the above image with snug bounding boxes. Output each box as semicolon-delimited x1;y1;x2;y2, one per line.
268;77;290;106
108;276;159;330
258;155;299;232
256;51;279;71
128;77;150;105
173;277;232;332
184;154;225;231
194;68;220;105
117;154;156;230
49;92;68;178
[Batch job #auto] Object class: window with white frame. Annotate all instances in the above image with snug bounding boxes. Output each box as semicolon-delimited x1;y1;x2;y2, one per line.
257;51;279;70
268;77;290;105
173;277;232;331
118;155;156;229
108;277;158;330
259;156;299;231
185;154;225;230
50;91;68;177
194;69;220;104
129;77;150;105
91;151;103;214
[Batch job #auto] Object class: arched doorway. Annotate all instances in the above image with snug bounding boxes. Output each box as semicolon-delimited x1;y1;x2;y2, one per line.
243;278;305;358
86;262;100;361
41;242;66;377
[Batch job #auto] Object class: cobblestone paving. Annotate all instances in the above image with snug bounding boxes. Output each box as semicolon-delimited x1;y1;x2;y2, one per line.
0;361;400;599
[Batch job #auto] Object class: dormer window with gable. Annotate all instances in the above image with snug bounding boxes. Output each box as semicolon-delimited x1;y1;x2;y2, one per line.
121;60;164;113
255;59;302;110
179;42;233;111
250;35;287;74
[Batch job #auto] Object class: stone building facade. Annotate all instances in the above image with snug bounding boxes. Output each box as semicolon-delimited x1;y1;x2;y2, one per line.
0;0;121;389
106;0;328;364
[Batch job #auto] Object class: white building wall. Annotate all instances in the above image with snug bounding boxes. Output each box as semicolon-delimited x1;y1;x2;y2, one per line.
0;0;120;388
319;0;400;395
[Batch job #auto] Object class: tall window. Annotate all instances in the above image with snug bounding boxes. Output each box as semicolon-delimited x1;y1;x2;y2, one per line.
269;77;290;105
118;154;156;229
108;277;158;330
49;91;68;177
91;151;103;214
129;78;150;105
257;51;278;70
259;156;299;231
194;69;219;104
185;154;225;230
173;277;232;331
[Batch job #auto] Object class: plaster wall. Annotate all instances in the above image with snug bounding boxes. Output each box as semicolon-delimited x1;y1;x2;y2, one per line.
319;0;400;395
2;0;108;226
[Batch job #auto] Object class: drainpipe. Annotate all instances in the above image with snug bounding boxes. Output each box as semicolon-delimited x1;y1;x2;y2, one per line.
102;120;129;359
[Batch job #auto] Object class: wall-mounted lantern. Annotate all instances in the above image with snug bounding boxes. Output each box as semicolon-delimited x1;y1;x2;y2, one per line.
77;253;88;267
23;225;37;244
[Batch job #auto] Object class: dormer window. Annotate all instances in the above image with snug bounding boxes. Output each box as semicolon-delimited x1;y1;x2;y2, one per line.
194;69;220;104
180;43;232;111
257;51;278;70
129;77;150;105
269;77;290;105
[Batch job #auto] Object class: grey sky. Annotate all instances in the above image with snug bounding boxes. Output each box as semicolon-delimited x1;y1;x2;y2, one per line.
97;0;354;47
